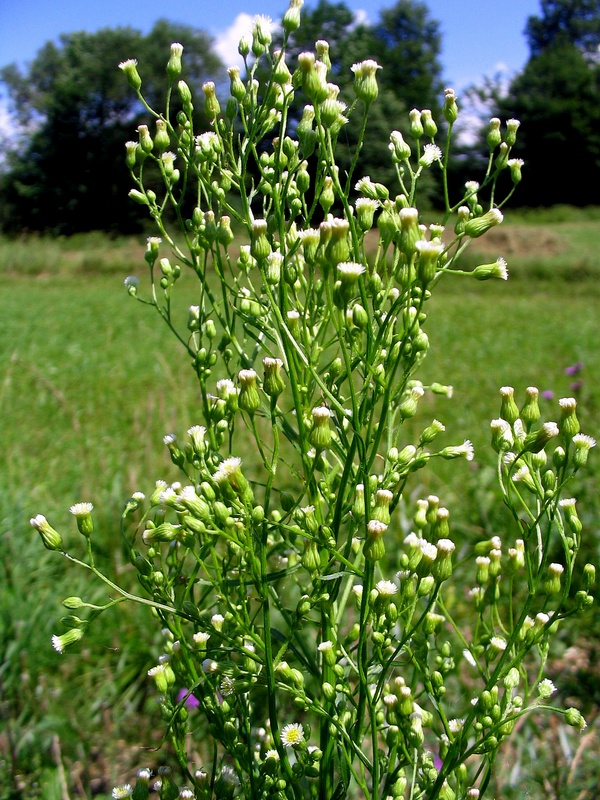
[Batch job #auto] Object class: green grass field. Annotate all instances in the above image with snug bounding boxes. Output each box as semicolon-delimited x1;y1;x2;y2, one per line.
1;210;599;798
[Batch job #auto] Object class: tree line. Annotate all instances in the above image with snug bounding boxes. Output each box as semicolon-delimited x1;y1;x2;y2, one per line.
1;0;599;234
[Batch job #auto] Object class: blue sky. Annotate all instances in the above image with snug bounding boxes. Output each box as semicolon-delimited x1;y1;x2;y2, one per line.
0;0;541;91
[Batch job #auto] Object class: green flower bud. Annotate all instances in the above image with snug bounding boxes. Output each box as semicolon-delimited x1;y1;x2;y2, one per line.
298;52;328;104
558;397;580;439
565;707;587;731
238;369;261;414
336;261;365;303
319;176;335;215
472;257;509;281
202;81;220;120
125;140;139;169
263;357;286;397
421;109;437;138
572;433;596;468
69;502;94;536
398;207;420;257
51;627;85;654
464;208;503;238
389;130;411;163
282;0;303;32
166;42;184;82
364;519;387;562
499;385;519;424
137;124;153;154
487;117;502;150
508;158;524;184
355;197;378;231
309;406;332;451
443;88;458;124
415;240;444;283
543;562;564;595
523;421;559;453
432;538;455;581
227;65;246;102
505;117;520;146
251;218;271;262
30;514;63;551
119;59;142;91
351;59;382;104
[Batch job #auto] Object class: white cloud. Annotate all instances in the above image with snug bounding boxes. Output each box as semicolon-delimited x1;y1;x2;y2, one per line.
351;9;369;28
214;13;254;70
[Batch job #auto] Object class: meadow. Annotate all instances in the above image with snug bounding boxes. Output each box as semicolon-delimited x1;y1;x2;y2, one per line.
1;208;599;798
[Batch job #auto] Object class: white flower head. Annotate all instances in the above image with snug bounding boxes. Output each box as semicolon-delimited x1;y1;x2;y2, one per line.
419;143;443;166
69;502;93;517
376;579;398;596
538;678;557;699
112;786;133;799
281;722;305;747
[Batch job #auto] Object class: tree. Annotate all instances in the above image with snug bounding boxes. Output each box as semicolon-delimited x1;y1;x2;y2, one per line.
0;22;223;234
496;42;600;206
273;0;444;191
372;0;444;114
525;0;600;57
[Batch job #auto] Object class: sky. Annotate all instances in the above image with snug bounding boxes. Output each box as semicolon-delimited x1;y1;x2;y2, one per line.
0;0;542;92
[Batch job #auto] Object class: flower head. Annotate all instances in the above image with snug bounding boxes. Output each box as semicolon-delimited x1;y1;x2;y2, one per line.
281;722;305;747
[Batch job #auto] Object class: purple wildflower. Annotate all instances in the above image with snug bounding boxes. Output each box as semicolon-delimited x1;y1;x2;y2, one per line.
570;380;583;393
564;361;583;376
177;688;200;709
541;390;554;400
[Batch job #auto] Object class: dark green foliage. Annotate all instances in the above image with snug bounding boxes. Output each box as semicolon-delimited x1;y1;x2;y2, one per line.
497;42;600;207
0;22;223;235
525;0;600;57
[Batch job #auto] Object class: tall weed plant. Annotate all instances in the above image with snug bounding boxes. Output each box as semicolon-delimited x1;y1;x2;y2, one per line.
31;3;596;798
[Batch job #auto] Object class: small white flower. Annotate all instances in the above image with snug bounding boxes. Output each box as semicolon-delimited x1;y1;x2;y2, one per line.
69;502;93;517
376;579;398;596
419;143;443;166
112;785;133;799
463;648;477;668
448;718;464;734
265;749;280;760
281;722;305;747
538;678;557;699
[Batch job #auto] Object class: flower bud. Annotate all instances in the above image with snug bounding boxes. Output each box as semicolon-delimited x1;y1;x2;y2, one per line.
415;240;444;284
166;42;184;82
282;0;303;32
508;158;524;184
69;502;94;536
486;117;502;150
119;59;142;91
558;397;580;439
351;59;382;104
572;434;596;468
364;520;387;561
238;369;260;414
202;81;220;120
464;208;503;238
30;514;63;551
309;406;332;451
263;357;286;398
443;88;458;124
499;386;519;425
420;109;437;138
389;130;411;163
565;707;587;731
523;422;559;453
409;108;423;138
472;257;508;281
251;218;270;262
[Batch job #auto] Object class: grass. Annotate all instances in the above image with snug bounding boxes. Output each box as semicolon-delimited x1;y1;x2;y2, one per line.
1;209;599;798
